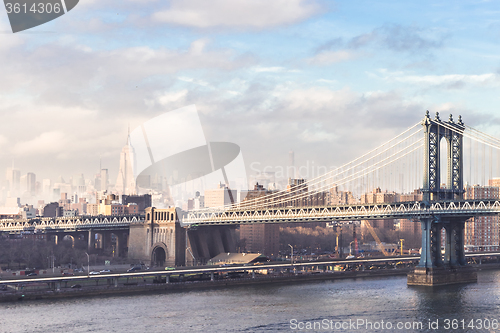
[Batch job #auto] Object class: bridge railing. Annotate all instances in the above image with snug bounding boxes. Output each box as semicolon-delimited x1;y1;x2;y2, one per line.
180;200;500;226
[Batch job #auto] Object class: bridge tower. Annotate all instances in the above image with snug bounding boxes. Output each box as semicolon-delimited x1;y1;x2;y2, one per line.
408;111;477;286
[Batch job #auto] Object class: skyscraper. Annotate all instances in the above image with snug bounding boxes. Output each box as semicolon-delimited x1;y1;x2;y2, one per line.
100;169;109;192
116;132;136;195
5;167;20;196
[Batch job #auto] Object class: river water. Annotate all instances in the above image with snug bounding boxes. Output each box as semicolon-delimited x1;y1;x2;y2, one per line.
2;270;500;332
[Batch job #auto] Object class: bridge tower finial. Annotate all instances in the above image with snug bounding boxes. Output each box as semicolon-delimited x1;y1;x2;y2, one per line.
449;114;453;123
458;115;464;126
435;112;440;121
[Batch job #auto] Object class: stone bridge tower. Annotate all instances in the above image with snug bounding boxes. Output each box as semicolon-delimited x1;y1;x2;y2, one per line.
128;207;186;267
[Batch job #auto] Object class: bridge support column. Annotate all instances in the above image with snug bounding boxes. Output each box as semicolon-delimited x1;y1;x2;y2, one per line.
165;275;170;284
88;229;95;252
408;218;476;286
210;272;214;281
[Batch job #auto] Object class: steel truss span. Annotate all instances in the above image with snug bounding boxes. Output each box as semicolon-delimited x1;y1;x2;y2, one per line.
0;215;144;232
181;199;500;226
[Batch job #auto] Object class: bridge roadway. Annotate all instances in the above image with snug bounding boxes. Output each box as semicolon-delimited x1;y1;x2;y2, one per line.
0;214;144;233
2;252;499;286
181;199;500;226
1;199;500;232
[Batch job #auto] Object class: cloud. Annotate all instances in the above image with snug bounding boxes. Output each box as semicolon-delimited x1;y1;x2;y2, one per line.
253;66;287;73
0;33;260;179
188;84;427;175
152;0;323;29
13;131;67;156
376;24;445;52
313;24;446;61
307;50;358;65
146;89;189;108
375;70;499;89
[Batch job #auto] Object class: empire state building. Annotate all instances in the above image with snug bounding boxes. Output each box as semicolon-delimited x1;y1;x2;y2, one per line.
116;134;136;195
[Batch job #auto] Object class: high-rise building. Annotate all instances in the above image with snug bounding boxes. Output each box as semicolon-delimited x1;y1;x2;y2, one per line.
5;167;21;196
239;183;279;258
26;172;36;195
204;183;237;208
116;134;136;195
100;169;109;192
488;178;500;187
464;184;499;251
360;187;398;204
20;172;36;196
122;194;152;213
240;224;279;258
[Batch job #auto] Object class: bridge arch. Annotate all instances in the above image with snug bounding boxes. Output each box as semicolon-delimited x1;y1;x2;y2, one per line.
440;136;450;190
62;235;75;248
151;242;168;267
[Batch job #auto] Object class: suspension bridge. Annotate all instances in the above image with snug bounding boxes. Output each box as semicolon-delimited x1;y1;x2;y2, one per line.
181;111;500;286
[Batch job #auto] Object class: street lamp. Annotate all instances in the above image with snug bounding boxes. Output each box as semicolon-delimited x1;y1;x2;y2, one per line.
349;241;355;256
288;244;294;274
85;252;90;277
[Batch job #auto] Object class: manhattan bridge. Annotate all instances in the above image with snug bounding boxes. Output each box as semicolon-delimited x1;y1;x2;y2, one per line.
2;111;500;285
181;111;500;285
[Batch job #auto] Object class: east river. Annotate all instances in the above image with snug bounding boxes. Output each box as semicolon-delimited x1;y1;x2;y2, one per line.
2;270;500;332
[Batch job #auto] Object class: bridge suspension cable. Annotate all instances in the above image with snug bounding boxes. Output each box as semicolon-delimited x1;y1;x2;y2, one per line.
228;123;423;211
191;122;424;213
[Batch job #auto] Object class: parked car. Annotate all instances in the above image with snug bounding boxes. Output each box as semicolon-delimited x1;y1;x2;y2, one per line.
62;272;74;276
70;284;82;289
89;271;101;275
127;267;141;272
100;269;111;273
164;267;176;271
27;273;37;276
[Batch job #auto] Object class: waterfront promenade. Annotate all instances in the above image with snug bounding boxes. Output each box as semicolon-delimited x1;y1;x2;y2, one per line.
2;253;500;303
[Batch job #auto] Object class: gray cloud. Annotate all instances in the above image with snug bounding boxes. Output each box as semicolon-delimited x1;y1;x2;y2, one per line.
151;0;324;30
314;24;446;56
377;24;445;52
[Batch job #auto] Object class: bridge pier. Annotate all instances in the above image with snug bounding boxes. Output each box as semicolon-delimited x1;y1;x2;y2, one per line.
408;218;476;286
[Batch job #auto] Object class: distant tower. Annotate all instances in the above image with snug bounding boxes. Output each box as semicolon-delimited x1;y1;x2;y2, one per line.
116;129;136;195
101;169;109;192
288;150;296;179
5;162;21;196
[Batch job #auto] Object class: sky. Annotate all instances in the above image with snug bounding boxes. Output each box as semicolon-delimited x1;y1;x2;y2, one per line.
1;0;500;185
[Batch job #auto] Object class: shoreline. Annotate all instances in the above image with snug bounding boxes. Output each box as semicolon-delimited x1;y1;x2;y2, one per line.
2;263;499;303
